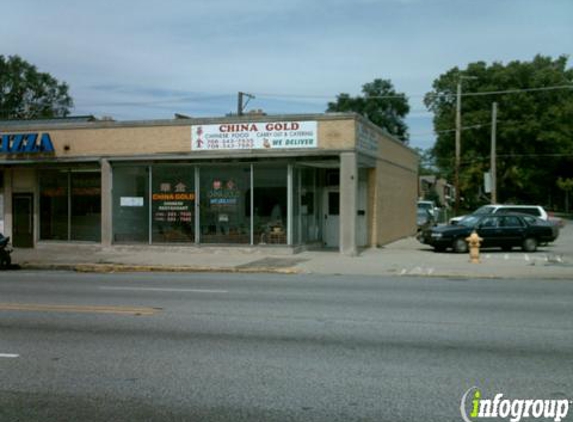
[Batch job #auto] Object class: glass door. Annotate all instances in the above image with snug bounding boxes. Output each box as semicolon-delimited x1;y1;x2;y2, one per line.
322;188;339;248
13;193;34;247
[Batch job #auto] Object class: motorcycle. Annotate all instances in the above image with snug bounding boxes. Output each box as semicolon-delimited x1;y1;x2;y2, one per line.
0;234;13;269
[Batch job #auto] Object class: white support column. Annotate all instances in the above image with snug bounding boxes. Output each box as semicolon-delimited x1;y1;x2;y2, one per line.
287;164;293;246
148;166;152;245
195;167;200;244
250;164;254;246
67;171;71;241
100;159;113;247
340;152;358;256
4;169;12;239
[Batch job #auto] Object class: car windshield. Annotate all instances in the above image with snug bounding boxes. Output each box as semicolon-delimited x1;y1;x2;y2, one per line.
417;209;429;216
418;203;433;211
458;215;480;227
473;206;496;215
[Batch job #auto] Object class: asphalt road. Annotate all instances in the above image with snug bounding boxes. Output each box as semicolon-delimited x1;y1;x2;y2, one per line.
1;272;572;422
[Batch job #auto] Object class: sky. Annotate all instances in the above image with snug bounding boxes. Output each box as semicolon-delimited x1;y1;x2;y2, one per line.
2;0;572;150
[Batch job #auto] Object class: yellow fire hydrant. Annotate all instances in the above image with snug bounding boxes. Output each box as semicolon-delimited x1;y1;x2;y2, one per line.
465;231;483;263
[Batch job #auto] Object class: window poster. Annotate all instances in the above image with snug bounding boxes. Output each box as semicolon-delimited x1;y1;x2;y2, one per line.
151;168;195;242
152;181;194;224
207;178;240;210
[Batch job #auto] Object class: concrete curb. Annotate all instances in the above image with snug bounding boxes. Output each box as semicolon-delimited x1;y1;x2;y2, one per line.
15;260;573;279
301;269;573;280
18;262;302;275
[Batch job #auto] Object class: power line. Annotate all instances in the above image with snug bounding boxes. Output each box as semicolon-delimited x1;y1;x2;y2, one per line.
78;82;566;114
496;153;573;157
410;112;572;138
79;94;233;107
410;123;492;136
435;153;573;168
457;153;573;164
256;92;418;100
255;92;343;99
255;84;573;100
0;84;570;114
462;84;573;97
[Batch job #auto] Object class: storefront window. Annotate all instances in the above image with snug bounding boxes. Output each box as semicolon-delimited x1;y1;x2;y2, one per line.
40;170;69;240
39;169;101;242
253;165;287;245
71;171;101;241
104;162;308;247
152;166;195;243
199;166;250;244
112;166;149;243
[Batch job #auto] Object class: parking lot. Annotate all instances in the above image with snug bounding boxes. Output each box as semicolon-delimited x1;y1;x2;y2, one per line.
296;219;573;279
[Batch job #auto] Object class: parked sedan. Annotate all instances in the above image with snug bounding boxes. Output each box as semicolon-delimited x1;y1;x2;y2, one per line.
419;213;559;253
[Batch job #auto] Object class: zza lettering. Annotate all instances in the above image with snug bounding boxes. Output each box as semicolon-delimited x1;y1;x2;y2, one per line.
0;133;55;154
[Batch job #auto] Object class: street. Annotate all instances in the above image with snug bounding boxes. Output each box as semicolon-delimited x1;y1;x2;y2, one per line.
1;272;572;421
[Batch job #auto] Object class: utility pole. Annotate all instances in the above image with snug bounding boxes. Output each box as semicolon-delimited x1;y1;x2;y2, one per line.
454;75;477;215
454;82;462;215
237;92;255;116
490;102;498;204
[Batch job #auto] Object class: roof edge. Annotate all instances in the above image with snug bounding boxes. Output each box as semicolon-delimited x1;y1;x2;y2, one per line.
0;112;359;132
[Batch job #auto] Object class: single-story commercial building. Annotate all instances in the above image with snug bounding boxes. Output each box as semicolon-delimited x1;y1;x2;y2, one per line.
0;113;418;255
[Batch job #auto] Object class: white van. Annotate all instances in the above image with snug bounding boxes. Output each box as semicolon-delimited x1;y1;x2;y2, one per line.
417;200;439;217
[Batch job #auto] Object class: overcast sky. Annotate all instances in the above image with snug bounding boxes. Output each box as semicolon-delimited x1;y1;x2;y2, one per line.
3;0;572;149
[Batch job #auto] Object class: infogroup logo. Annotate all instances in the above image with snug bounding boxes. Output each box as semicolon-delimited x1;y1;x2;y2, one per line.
460;387;571;422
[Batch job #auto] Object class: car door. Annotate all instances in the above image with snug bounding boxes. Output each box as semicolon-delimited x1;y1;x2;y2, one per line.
498;215;526;247
476;216;501;248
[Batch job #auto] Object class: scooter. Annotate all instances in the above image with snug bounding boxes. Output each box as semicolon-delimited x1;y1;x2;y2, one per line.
0;234;13;269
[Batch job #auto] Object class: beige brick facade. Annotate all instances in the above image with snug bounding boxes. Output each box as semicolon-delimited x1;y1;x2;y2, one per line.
0;117;358;158
373;160;418;245
48;126;191;157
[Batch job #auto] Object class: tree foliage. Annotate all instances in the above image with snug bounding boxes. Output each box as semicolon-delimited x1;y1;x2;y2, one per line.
414;147;438;176
424;55;573;209
327;78;410;142
0;55;73;120
557;177;573;212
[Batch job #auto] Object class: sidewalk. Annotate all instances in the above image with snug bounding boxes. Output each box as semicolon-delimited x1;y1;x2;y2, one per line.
298;237;573;279
9;227;573;279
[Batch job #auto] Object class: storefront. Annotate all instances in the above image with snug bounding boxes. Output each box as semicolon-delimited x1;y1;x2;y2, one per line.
0;113;418;255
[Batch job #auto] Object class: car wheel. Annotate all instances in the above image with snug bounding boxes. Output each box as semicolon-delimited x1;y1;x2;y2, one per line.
0;254;11;269
452;238;468;254
522;237;538;252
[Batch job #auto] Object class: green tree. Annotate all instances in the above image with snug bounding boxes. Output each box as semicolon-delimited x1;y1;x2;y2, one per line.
414;147;438;176
327;78;410;142
557;177;573;213
424;55;573;208
0;55;73;119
